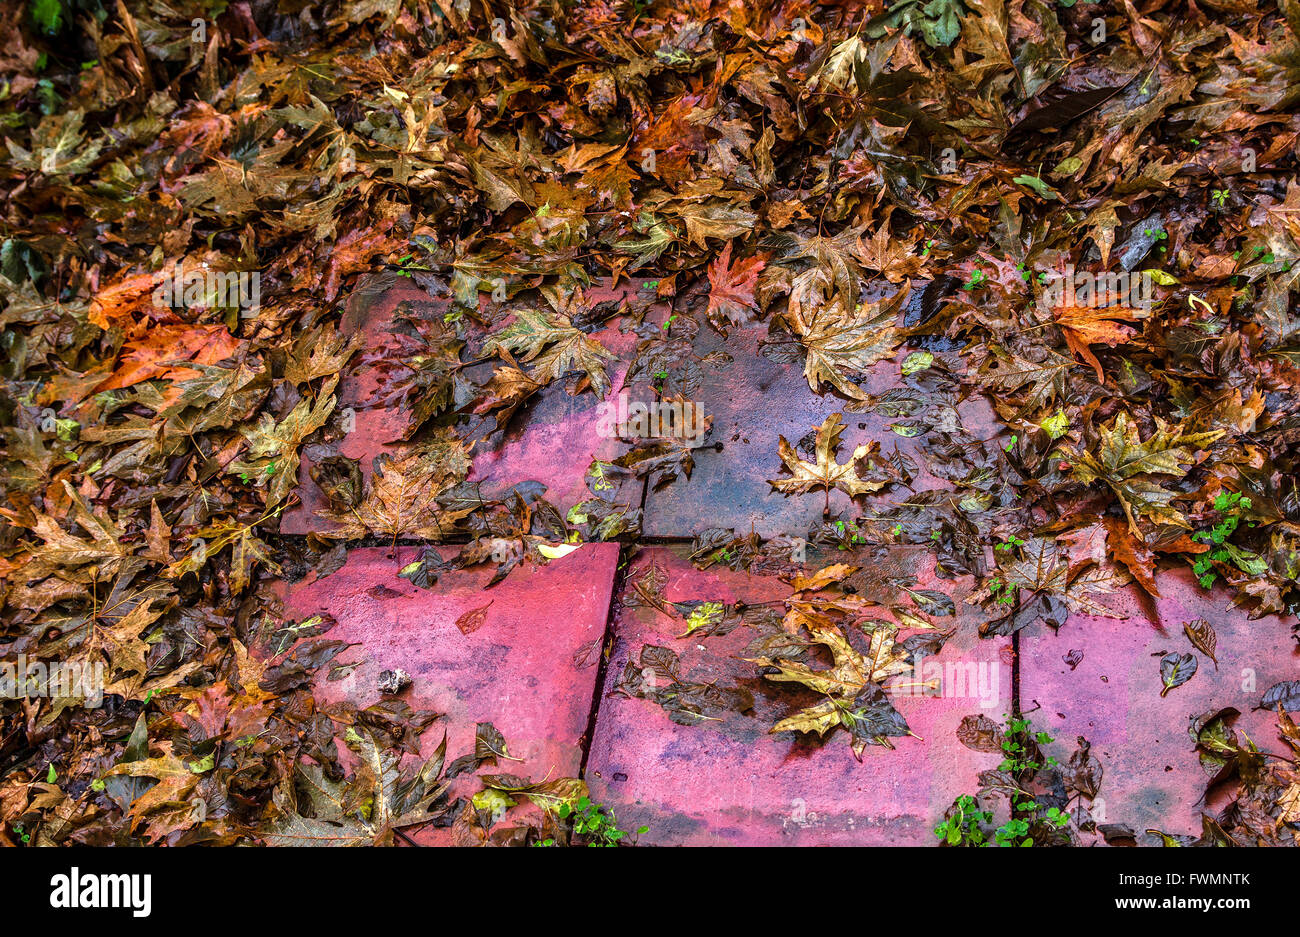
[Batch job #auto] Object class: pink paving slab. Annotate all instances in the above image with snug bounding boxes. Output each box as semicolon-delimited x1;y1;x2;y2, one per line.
281;281;654;534
586;544;1012;845
282;543;620;823
1019;566;1300;843
280;282;444;534
637;310;999;541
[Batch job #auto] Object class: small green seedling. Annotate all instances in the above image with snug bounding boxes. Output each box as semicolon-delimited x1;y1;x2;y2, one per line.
542;797;646;847
1191;491;1258;588
936;716;1072;847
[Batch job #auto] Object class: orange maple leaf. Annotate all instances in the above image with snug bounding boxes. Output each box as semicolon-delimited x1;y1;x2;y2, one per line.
705;240;766;329
96;323;243;392
88;271;167;330
1053;303;1143;381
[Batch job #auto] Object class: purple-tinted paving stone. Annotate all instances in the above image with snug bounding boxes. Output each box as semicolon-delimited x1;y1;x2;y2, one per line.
638;291;1000;540
282;543;620;806
465;320;643;512
282;282;654;534
586;545;1012;845
281;282;427;534
1020;568;1300;843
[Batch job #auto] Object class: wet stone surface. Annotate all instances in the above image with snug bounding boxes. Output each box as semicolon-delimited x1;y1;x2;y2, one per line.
281;280;655;535
585;544;1012;845
634;284;1000;540
1020;567;1300;844
280;542;621;839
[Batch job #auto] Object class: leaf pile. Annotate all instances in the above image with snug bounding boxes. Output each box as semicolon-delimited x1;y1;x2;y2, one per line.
2;0;1300;845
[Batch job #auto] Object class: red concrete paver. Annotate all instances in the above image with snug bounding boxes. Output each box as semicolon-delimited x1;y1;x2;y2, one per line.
1020;567;1300;843
637;293;999;540
281;281;651;535
586;545;1011;845
281;281;428;534
465;317;643;513
282;543;621;795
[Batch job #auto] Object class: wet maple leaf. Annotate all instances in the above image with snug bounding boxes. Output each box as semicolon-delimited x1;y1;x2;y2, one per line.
975;346;1072;419
4;109;101;177
473;363;543;428
167;512;282;594
854;216;924;282
87;270;166;330
89;597;160;690
284;322;361;386
177;162;259;219
263;728;450;846
481;308;615;398
96;323;243;393
612;212;676;269
745;620;915;758
229;375;339;509
807;35;868;93
1052;303;1146;382
770;414;888;513
782;281;909;400
994;537;1130;621
677;200;760;248
361;314;465;439
705;240;765;331
319;440;471;541
98;743;202;841
1065;412;1224;532
1102;516;1159;597
8;481;130;578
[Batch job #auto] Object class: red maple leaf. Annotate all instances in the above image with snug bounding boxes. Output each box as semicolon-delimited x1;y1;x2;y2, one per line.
705;241;766;329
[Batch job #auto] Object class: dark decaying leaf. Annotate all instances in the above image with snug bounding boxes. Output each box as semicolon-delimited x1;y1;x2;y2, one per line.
1188;707;1265;791
1063;738;1103;799
1159;652;1198;697
310;455;364;512
1182;619;1218;669
474;722;522;765
397;548;453;590
956;714;1004;753
980;593;1069;638
1003;86;1126;149
1260;681;1300;712
1098;823;1138;845
614;645;754;726
902;587;956;617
